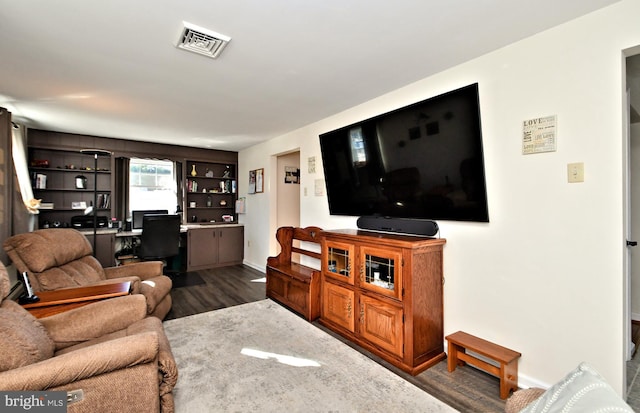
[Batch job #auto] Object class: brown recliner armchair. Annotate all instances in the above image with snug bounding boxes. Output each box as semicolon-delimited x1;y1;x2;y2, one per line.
3;228;172;319
0;261;178;413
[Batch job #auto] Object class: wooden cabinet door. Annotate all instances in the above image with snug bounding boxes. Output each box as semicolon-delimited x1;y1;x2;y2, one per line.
217;226;244;265
85;233;115;268
187;228;219;270
323;240;355;285
322;281;355;333
359;294;403;357
358;245;403;300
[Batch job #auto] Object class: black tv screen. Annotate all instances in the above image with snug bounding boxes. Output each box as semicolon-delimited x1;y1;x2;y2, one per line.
319;83;489;222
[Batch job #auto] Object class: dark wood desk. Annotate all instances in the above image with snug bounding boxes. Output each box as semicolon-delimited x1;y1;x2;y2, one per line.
21;282;131;318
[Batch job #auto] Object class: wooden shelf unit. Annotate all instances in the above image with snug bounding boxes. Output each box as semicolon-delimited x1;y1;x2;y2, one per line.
185;160;237;224
319;229;446;375
28;147;113;228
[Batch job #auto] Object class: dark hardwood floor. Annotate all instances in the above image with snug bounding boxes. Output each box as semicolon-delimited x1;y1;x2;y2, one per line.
166;265;506;412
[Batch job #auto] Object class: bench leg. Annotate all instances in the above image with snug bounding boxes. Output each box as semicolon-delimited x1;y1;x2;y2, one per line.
447;342;467;372
499;360;519;399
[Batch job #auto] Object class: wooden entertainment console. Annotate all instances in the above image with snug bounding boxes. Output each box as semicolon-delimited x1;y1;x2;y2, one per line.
319;229;446;375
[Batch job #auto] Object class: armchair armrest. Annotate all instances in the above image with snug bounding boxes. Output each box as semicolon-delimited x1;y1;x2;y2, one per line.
104;261;163;281
40;295;148;349
0;332;159;390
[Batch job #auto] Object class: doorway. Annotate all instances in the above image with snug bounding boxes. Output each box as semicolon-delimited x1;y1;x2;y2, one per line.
276;151;301;229
625;51;640;400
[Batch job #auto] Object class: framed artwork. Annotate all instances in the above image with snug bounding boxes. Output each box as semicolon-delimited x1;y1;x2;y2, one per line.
248;170;256;194
284;166;300;184
255;168;264;193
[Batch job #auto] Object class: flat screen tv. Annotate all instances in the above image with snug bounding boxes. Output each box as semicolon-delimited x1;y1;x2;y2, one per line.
319;83;489;222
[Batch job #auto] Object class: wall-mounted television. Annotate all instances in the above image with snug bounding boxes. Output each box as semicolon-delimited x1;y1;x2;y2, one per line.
319;83;489;222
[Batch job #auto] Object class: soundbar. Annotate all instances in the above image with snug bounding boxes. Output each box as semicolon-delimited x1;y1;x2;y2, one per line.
356;216;439;237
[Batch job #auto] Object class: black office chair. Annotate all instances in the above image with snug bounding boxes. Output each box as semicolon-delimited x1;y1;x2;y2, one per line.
138;214;181;274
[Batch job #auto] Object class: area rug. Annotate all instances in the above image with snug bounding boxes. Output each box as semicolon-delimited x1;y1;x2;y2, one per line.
163;299;458;413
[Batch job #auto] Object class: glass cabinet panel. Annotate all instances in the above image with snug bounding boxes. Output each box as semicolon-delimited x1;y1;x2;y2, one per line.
324;241;354;284
359;246;402;299
365;255;395;289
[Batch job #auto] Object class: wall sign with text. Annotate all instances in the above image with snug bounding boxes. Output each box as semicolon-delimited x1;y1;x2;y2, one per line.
522;115;557;155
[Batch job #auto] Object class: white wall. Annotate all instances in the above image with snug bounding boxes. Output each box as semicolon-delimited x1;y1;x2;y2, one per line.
239;0;640;394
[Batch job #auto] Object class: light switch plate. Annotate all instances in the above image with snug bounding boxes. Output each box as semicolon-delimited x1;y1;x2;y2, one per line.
567;162;584;183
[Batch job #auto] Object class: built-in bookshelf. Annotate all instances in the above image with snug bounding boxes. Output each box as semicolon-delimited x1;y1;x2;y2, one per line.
28;148;112;228
185;160;237;224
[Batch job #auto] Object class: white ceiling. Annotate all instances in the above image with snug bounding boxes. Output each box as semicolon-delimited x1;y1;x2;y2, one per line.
0;0;622;151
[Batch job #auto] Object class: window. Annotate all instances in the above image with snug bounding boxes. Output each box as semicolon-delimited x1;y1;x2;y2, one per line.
129;158;177;215
349;127;367;166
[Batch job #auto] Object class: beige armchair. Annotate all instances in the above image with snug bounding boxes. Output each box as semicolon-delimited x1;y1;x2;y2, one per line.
3;228;172;319
0;261;178;413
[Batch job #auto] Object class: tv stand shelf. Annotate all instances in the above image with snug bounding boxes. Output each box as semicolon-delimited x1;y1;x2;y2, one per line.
319;229;446;375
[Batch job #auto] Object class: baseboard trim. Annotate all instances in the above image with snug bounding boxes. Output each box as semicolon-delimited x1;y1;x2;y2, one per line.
243;260;265;273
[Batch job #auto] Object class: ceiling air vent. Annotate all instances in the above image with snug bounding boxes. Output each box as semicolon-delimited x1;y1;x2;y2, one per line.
177;22;231;59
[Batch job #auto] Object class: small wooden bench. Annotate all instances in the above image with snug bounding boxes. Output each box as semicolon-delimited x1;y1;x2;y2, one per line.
266;226;322;321
446;331;521;399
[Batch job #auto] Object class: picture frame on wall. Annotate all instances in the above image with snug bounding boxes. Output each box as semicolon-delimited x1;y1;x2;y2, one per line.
248;170;256;194
284;166;300;184
255;168;264;193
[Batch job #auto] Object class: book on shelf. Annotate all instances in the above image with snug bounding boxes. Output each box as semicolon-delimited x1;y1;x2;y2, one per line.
35;173;47;189
96;193;110;209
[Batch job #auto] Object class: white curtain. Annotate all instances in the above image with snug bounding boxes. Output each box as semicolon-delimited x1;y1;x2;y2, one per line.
11;123;37;215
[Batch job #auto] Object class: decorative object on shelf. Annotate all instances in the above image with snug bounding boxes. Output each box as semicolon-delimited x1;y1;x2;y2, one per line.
190;201;196;208
75;175;87;189
219;181;226;192
71;201;87;210
222;215;233;222
191;215;198;222
219;200;227;206
223;166;231;178
30;159;49;168
206;196;212;207
205;168;214;178
191;164;198;177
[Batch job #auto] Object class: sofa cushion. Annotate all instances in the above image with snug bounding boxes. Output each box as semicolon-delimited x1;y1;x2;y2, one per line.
0;300;55;372
36;256;105;291
520;362;633;413
4;229;93;273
